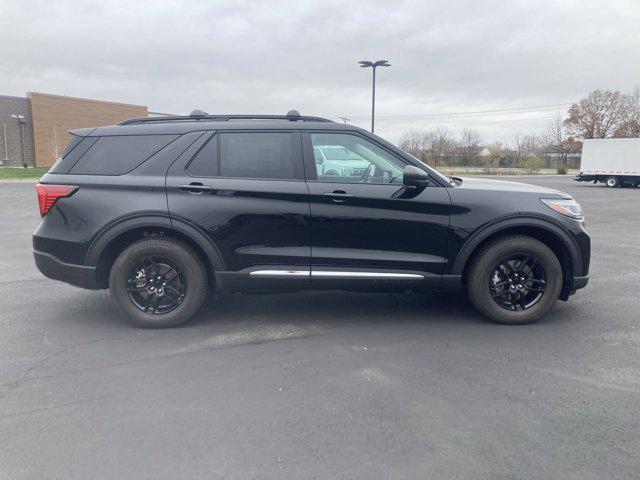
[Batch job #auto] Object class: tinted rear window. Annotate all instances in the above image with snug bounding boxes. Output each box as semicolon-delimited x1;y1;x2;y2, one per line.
69;135;177;175
49;136;99;174
186;132;300;180
186;135;218;177
220;132;298;179
61;135;83;158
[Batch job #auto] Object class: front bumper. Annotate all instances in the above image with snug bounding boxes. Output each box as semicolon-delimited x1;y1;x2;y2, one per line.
33;250;100;289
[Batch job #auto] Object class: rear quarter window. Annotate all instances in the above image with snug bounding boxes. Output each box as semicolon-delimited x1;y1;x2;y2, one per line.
69;135;178;176
49;136;98;174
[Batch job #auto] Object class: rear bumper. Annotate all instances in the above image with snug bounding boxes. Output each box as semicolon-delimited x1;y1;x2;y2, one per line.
33;250;100;289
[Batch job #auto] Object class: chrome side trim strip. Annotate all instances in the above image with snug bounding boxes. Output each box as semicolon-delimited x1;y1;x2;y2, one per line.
250;270;310;276
249;270;423;279
312;271;424;279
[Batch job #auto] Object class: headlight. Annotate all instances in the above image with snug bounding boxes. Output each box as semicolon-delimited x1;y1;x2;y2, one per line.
540;198;583;219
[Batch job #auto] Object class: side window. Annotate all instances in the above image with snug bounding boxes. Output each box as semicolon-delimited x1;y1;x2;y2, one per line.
218;132;300;180
186;135;218;177
311;133;405;184
69;135;177;175
49;136;98;174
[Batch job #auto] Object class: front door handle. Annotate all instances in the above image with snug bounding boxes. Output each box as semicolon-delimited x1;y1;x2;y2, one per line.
179;182;213;193
323;190;354;203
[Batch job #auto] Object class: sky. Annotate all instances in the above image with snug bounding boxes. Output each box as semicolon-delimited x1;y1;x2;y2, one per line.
1;0;639;144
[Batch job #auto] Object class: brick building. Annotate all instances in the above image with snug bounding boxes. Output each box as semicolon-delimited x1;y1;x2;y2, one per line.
0;92;147;168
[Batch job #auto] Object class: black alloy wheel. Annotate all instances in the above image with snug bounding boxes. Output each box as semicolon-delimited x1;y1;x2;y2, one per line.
489;255;546;311
466;235;563;325
109;237;208;328
126;256;187;315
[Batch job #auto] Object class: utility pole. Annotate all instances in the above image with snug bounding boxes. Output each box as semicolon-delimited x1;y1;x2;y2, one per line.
358;60;391;133
339;116;351;124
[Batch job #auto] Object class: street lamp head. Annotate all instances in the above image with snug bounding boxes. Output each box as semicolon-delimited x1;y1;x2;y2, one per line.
358;60;391;68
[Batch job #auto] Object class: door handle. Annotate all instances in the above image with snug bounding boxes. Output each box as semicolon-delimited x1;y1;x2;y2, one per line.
179;183;213;193
323;191;354;203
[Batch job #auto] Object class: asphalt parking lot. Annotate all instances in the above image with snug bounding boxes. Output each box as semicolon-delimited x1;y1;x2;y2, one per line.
1;176;638;479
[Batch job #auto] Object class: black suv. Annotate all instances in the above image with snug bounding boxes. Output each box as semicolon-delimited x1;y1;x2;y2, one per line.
33;111;590;328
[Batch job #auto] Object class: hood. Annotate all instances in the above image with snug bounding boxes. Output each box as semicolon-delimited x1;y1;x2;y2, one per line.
454;177;569;198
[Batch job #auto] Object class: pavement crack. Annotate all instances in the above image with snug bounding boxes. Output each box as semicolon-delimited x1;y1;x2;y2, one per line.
0;336;162;402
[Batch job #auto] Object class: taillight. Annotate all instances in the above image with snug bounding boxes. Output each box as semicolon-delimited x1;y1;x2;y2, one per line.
36;184;78;217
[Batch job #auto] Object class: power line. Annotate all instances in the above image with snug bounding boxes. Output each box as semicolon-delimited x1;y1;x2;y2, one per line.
330;102;571;120
377;114;557;134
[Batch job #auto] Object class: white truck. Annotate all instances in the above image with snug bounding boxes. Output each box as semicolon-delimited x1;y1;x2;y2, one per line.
575;138;640;188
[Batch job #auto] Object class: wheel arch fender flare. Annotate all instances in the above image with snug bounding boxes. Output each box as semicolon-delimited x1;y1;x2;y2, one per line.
450;215;583;276
84;213;226;271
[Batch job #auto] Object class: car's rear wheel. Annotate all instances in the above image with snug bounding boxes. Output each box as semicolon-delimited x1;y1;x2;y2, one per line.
109;237;207;328
466;235;562;325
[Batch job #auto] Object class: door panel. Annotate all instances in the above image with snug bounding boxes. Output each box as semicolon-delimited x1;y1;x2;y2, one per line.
166;131;311;276
303;131;451;288
307;182;451;273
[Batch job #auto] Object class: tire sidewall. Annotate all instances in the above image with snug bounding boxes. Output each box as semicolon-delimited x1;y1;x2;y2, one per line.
109;239;207;328
468;237;562;325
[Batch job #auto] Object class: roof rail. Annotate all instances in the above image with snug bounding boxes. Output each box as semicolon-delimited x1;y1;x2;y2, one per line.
118;111;334;126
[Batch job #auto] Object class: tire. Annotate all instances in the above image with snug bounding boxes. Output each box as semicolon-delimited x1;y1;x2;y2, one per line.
466;235;562;325
109;237;208;328
605;176;619;188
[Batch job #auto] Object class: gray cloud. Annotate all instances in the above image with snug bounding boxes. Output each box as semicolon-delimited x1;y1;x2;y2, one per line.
1;0;638;142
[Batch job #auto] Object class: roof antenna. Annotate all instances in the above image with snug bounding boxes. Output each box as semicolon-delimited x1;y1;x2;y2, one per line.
286;109;301;120
190;109;208;117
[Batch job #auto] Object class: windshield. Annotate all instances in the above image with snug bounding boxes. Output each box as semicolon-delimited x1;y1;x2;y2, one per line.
320;146;366;162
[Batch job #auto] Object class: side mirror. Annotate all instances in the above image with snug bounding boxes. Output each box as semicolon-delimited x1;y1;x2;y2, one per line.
403;165;429;188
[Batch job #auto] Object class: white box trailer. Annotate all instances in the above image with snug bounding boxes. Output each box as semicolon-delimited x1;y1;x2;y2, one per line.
575;138;640;187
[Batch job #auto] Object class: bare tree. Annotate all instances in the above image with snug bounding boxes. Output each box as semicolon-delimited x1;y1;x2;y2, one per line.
522;134;542;158
424;128;456;166
49;125;61;162
630;85;640;137
564;89;629;139
615;85;640;138
510;131;525;164
458;128;482;166
399;128;455;166
511;131;542;163
399;129;428;159
544;113;570;166
484;141;506;172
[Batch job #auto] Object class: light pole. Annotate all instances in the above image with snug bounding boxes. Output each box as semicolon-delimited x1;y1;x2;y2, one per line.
11;114;27;168
358;60;391;133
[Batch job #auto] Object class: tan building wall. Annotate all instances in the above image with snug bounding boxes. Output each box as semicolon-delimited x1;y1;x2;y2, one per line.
28;92;147;167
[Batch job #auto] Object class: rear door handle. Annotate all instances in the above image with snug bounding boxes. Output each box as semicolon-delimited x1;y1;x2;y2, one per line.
179;183;213;193
323;191;354;203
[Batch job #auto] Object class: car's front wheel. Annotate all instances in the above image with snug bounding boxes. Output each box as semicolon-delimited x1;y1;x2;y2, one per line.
466;235;562;325
109;237;208;328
